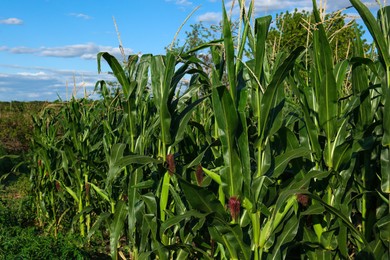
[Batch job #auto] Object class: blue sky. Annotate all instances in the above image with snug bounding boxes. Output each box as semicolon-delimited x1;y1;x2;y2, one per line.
0;0;381;101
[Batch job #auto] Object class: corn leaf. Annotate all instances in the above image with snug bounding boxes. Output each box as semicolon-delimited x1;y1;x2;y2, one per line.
273;147;311;178
267;215;299;260
110;200;128;258
222;0;237;101
178;178;227;220
259;46;305;144
209;223;251;260
254;16;272;81
151;54;175;146
350;0;390;67
97;52;132;98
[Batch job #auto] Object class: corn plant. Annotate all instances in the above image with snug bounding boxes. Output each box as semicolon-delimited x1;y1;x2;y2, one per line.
27;0;390;259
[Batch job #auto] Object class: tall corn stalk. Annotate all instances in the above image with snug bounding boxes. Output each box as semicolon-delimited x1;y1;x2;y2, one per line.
27;0;390;259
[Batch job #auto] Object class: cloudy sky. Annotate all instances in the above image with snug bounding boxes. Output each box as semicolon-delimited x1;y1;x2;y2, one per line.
0;0;381;101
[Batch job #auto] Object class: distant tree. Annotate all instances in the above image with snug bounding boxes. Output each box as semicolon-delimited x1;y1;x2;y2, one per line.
169;22;216;53
172;9;368;64
169;20;241;53
267;8;368;62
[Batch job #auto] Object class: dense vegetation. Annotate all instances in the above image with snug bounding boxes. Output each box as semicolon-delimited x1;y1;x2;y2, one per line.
1;0;390;259
0;101;47;153
0;102;110;258
0;101;48;184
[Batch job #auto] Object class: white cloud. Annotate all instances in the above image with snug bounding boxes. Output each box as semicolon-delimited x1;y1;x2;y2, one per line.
196;12;222;23
1;43;132;60
177;0;192;5
0;87;12;92
0;64;117;101
10;47;36;54
166;0;193;7
223;0;378;14
69;13;92;20
17;71;48;78
39;43;100;58
0;18;23;25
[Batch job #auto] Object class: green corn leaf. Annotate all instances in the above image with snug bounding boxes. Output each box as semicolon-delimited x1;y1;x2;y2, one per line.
131;179;154;189
160;209;208;238
151;54;174;146
97;52;131;98
141;193;157;215
377;214;390;242
276;127;300;150
142;214;168;258
0;154;19;160
110;200;128;259
135;54;152;103
89;182;110;203
169;185;186;215
381;147;390;193
209;222;251;260
338;222;348;258
307;191;369;250
291;170;331;190
117;155;161;168
267;86;285;143
350;0;390;67
301;204;326;216
267;193;297;240
62;183;80;203
185;141;217;169
222;1;237;101
202;167;222;185
106;143;161;192
296;87;322;161
159;172;170;222
237;75;251;197
59;150;69;173
88;212;111;240
235;1;252;75
212;84;242;197
254;16;272;81
332;142;352;172
365;239;388;260
267;215;299;260
334;60;349;92
350;57;380;77
312;0;338;141
185;39;224;55
352;62;372;129
382;87;390;193
259;46;305;144
128;168;142;245
273;147;311;178
383;88;390;147
171;96;208;146
178;178;227;220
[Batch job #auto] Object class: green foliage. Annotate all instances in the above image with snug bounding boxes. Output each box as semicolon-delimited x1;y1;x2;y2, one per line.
17;0;390;259
0;227;88;259
268;8;368;62
0;178;89;259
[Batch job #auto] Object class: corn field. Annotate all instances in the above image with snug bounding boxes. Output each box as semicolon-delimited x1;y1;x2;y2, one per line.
29;0;390;259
